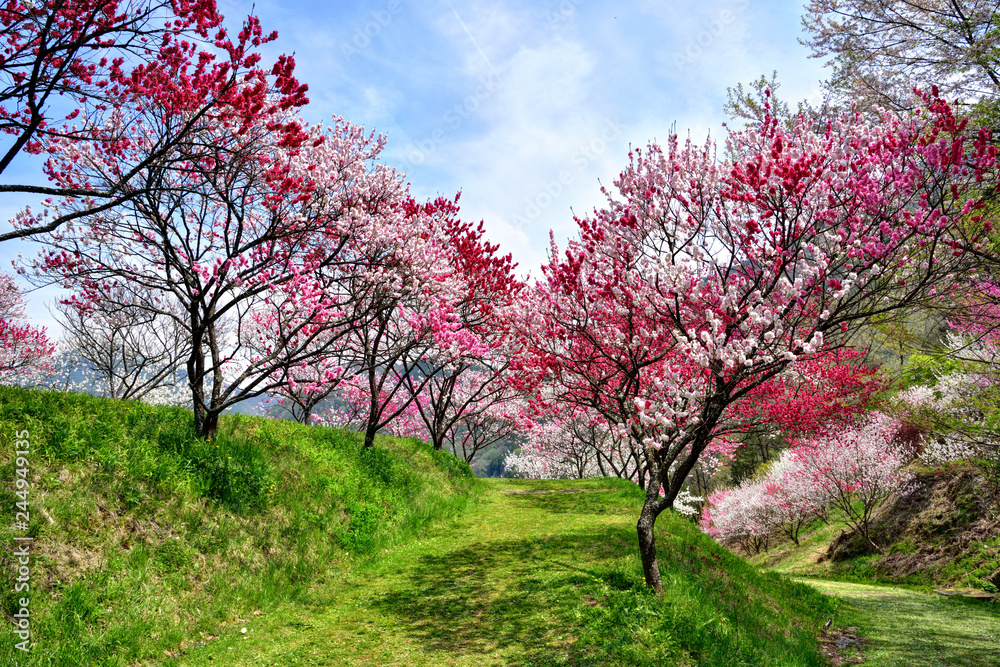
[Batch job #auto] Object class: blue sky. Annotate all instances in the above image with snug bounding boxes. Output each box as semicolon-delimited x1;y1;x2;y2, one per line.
2;0;828;330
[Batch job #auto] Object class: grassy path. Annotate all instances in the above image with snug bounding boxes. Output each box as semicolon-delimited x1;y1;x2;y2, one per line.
174;478;640;666
795;578;1000;666
169;478;835;666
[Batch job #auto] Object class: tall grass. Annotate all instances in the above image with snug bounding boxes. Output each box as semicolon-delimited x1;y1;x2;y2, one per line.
0;386;481;666
563;484;839;666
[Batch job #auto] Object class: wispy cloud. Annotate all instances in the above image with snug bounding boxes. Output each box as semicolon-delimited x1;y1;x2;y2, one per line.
2;0;832;329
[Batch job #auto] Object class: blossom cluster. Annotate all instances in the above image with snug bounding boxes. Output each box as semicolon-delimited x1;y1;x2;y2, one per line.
701;413;911;552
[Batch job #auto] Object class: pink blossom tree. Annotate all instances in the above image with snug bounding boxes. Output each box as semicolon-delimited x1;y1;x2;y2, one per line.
424;368;524;464
23;111;403;439
523;94;995;592
396;208;522;453
507;412;606;480
792;412;911;552
761;449;831;545
311;194;524;450
699;482;780;555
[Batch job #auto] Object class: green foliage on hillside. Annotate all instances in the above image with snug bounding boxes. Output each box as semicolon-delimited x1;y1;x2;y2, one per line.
0;386;481;666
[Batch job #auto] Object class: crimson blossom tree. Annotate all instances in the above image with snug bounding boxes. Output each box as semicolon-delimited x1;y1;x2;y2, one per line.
1;0;307;244
400;211;522;453
522;95;996;592
0;274;53;381
729;348;885;439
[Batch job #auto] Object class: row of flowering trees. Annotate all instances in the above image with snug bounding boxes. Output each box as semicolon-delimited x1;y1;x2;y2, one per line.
12;90;993;592
3;2;1000;597
701;413;912;554
1;1;526;446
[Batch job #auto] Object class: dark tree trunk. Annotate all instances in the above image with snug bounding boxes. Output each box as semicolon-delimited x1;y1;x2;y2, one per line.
198;411;220;440
637;480;666;594
431;429;445;451
364;421;378;449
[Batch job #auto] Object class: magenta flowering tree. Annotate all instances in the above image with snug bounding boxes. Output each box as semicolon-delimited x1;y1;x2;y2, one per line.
0;274;53;381
1;0;309;245
523;95;996;592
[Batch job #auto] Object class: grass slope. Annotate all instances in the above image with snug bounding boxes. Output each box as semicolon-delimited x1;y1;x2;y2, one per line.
797;578;1000;666
180;478;839;666
753;466;1000;593
0;386;480;666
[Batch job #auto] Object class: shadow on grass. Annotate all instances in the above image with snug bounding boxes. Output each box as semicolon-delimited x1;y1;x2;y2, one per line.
497;486;641;517
363;486;831;666
369;529;620;665
852;593;1000;666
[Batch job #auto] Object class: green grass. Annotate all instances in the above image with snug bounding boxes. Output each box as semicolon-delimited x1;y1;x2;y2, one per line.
0;386;855;665
750;469;1000;593
0;386;481;666
750;519;844;577
796;578;1000;666
177;478;839;666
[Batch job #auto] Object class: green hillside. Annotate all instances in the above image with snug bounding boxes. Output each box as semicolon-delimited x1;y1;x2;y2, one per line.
0;386;480;665
0;387;840;665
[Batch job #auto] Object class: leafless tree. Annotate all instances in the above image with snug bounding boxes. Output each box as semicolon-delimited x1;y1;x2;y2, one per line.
802;0;1000;113
54;296;189;401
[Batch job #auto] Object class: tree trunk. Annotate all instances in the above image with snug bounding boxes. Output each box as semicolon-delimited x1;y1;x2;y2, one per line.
198;411;220;441
363;422;378;449
431;429;445;451
637;486;665;594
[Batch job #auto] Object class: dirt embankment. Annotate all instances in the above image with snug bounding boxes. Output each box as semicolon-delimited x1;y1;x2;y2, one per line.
823;467;1000;590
